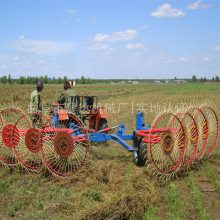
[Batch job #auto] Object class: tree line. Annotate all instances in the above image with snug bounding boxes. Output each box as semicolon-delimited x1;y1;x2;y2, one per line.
0;75;70;85
0;74;219;85
0;75;98;85
192;75;219;82
0;75;130;85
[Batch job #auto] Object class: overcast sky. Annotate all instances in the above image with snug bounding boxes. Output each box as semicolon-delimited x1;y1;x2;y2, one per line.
0;0;219;79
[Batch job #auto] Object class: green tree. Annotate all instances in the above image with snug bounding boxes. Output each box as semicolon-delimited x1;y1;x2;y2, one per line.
192;75;197;82
19;76;25;84
1;76;7;84
57;77;62;84
81;76;86;84
64;76;68;82
44;75;48;84
215;76;219;82
8;74;12;84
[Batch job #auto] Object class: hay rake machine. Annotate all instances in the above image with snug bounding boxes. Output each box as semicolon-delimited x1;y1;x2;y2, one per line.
0;98;218;178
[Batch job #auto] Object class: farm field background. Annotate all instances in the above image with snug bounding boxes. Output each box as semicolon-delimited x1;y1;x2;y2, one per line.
0;83;220;219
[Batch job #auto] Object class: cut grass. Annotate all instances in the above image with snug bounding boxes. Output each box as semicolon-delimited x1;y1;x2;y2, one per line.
143;205;158;220
82;189;102;202
187;174;210;220
206;163;220;192
167;183;182;220
0;83;219;219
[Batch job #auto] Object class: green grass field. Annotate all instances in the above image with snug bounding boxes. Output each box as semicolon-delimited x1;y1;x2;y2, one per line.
0;83;220;219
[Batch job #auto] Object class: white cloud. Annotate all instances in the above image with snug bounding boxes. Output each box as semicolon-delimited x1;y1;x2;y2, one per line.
126;43;145;49
66;9;77;14
150;3;185;17
0;65;7;69
0;53;6;61
16;38;75;55
89;43;109;50
13;56;20;61
140;25;147;30
145;54;211;65
214;45;220;51
177;56;195;62
173;55;217;63
200;56;211;62
93;29;137;42
18;35;25;40
199;55;219;62
188;0;213;10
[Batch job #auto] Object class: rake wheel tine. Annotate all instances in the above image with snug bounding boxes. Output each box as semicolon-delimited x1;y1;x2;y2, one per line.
41;113;90;177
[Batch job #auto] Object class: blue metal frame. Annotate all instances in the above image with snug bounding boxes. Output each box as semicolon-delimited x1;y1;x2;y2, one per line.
53;111;151;153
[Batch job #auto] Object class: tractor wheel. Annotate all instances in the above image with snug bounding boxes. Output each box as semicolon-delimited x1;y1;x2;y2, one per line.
98;118;108;130
133;136;147;166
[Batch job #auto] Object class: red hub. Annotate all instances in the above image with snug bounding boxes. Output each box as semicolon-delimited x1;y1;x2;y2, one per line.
54;132;73;158
162;133;174;154
2;124;20;148
25;128;43;153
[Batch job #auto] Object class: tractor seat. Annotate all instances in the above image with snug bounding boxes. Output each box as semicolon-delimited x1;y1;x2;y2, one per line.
85;96;94;110
66;96;80;113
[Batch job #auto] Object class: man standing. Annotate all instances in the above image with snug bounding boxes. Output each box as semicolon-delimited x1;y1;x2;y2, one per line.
30;81;43;112
57;81;76;109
